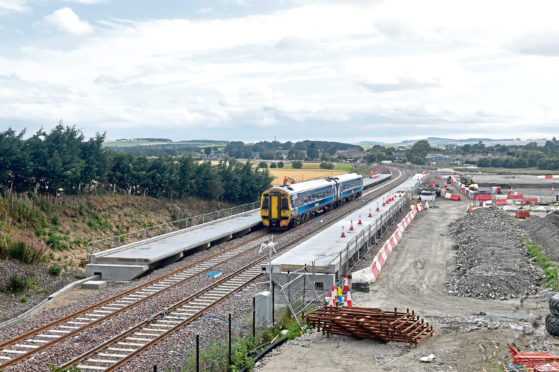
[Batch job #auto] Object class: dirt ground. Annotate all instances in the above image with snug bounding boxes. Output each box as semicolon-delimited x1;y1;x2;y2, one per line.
256;199;557;372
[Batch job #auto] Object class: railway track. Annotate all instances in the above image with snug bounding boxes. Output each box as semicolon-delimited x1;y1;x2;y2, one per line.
0;233;271;370
0;167;412;371
61;167;412;371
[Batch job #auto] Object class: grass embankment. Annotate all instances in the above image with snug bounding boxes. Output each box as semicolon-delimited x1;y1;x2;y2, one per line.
0;192;232;270
522;236;559;290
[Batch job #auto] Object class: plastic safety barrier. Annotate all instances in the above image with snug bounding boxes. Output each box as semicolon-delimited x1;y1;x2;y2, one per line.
352;204;423;284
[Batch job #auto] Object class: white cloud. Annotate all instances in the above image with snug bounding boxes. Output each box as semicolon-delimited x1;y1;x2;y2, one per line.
64;0;107;4
196;8;213;14
221;0;250;6
43;7;94;35
0;0;28;13
2;0;559;141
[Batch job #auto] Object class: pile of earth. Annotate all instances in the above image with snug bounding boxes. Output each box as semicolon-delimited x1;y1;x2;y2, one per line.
446;208;543;300
520;211;559;261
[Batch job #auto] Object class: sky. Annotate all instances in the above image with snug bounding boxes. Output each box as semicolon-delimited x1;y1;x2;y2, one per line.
0;0;558;143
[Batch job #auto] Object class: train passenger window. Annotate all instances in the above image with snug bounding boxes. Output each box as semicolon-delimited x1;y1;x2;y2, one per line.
262;197;269;209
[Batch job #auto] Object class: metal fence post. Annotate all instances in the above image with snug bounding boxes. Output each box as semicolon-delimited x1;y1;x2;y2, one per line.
196;334;200;372
143;228;147;239
252;297;256;338
165;223;168;233
228;313;232;366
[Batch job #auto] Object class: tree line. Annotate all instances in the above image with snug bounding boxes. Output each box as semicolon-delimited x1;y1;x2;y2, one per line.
0;124;273;203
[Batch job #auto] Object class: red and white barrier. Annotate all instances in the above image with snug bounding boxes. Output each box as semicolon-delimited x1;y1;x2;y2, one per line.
352;204;423;284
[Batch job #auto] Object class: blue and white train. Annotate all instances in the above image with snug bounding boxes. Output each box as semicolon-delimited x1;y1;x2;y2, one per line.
260;173;363;229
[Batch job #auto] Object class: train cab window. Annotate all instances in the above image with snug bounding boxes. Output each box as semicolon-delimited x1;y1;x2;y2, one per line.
262;196;269;209
281;197;289;210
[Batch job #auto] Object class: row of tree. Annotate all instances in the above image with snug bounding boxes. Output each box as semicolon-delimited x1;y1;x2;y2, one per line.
0;124;273;202
224;140;361;160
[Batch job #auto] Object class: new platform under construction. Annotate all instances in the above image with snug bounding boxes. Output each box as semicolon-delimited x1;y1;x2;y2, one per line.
265;174;425;290
86;210;261;281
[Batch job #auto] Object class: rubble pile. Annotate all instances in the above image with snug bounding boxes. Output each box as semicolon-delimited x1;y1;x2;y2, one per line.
520;211;559;261
446;208;543;300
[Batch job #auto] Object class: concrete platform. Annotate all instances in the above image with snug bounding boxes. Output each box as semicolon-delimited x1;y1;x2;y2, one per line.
86;210;261;281
265;174;425;290
81;280;107;290
363;174;391;189
472;173;559;189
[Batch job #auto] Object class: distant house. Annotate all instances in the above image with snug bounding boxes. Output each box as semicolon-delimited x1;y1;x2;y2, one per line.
425;153;450;166
336;148;364;161
450;154;464;165
393;151;406;162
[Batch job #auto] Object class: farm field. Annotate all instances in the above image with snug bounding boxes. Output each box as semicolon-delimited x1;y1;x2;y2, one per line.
268;168;347;186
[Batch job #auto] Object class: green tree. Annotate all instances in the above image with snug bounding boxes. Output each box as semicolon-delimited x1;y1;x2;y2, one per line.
292;160;303;169
306;142;319;160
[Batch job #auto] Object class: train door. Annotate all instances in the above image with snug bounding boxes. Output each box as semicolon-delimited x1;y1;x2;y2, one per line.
270;192;280;221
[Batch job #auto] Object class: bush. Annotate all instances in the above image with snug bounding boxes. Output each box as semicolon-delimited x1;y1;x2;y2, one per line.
278;161;284;168
20;294;27;303
319;162;334;169
270;163;277;168
7;233;48;264
48;264;62;276
292;160;303;169
7;274;28;293
257;161;268;169
0;234;8;259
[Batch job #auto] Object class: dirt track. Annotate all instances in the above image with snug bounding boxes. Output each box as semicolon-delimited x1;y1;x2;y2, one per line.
256;199;554;372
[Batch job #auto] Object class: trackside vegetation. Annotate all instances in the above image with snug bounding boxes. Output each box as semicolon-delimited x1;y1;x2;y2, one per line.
522;236;559;290
0;124;273;203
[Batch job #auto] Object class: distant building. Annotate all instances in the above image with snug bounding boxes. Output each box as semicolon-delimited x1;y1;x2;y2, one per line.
336;148;364;161
393;151;406;162
425;153;450;166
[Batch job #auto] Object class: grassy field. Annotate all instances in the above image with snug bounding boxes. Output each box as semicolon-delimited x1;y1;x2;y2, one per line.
268;168;347;185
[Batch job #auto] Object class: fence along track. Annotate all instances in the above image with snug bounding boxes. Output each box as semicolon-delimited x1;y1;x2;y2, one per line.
62;168;412;371
0;232;268;370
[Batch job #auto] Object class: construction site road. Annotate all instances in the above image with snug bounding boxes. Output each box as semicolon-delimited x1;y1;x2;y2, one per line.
256;199;553;372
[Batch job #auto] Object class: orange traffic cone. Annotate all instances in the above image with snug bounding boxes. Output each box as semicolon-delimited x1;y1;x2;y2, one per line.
368;208;372;217
330;285;337;305
358;215;362;225
346;290;353;307
340;226;346;238
342;274;350;292
343;296;348;307
349;220;354;231
376;202;380;212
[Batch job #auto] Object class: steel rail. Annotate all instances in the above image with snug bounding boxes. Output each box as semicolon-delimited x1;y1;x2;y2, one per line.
61;168;413;371
0;232;269;370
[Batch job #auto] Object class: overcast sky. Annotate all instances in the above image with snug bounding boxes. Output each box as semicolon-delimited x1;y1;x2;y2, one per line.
0;0;558;143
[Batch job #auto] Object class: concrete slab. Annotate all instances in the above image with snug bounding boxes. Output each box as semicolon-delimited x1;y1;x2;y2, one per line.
265;174;425;289
86;264;149;281
472;173;559;189
86;210;261;281
81;280;107;290
363;174;391;189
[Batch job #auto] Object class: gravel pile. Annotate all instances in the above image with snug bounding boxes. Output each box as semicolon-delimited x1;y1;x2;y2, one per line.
446;208;543;300
520;211;559;260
